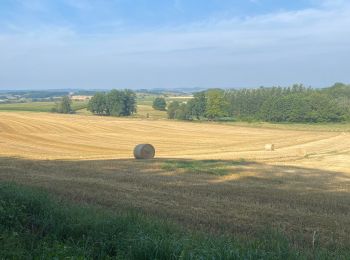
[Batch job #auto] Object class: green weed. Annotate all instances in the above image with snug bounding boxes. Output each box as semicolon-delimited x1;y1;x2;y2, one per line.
162;159;247;176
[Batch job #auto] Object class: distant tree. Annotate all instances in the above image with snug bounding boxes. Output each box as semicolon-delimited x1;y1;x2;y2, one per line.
189;92;206;119
52;96;72;114
88;89;136;117
166;84;350;123
260;92;345;123
185;99;196;120
152;97;167;111
174;103;191;120
123;89;137;115
167;101;180;119
88;92;107;115
205;89;228;120
107;90;124;116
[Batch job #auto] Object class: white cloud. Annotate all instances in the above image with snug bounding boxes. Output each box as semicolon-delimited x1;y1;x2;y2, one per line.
0;2;350;89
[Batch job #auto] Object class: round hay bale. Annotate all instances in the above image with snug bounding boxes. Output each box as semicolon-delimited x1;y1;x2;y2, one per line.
133;144;155;159
264;144;275;151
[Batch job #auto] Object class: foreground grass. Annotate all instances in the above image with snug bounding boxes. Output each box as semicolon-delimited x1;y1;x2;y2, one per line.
1;183;347;259
1;156;349;249
0;101;88;112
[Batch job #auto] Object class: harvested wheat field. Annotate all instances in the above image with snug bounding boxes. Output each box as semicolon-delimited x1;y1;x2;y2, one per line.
1;112;350;170
0;112;350;248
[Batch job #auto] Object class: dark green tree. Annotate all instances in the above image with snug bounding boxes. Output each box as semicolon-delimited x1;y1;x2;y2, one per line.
152;97;167;111
260;92;345;123
53;96;72;114
167;101;180;119
107;90;124;116
87;92;107;115
88;89;136;117
123;89;137;115
205;89;228;120
189;92;206;119
174;103;190;120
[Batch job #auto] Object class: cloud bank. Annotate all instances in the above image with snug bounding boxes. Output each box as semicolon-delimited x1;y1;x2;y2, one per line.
0;0;349;89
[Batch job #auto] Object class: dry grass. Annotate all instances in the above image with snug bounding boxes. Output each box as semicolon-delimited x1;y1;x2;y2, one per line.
0;157;349;249
0;112;349;248
1;112;349;173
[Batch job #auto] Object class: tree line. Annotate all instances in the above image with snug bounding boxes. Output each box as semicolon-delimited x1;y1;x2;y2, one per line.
87;89;136;116
167;83;350;123
51;96;73;114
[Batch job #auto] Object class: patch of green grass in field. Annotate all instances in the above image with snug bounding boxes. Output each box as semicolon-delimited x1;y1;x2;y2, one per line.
186;119;350;132
0;102;57;112
71;101;89;111
134;104;167;119
162;159;247;175
222;121;350;132
137;94;158;106
0;101;88;112
1;183;347;259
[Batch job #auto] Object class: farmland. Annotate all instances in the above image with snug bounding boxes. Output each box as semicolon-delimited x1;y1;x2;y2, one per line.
1;112;350;171
0;100;88;112
0;94;185;119
0;111;349;255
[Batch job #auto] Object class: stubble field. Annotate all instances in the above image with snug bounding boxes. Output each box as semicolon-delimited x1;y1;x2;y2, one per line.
0;112;349;249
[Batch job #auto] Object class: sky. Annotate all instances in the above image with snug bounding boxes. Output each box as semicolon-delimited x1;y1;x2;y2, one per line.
0;0;349;90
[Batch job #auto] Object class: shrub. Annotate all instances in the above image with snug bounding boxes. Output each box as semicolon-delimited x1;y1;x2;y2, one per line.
152;97;167;111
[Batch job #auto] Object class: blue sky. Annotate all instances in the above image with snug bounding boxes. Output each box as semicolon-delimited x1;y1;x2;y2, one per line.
0;0;349;89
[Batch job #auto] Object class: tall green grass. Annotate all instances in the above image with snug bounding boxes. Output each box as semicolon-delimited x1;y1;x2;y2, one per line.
0;183;347;259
